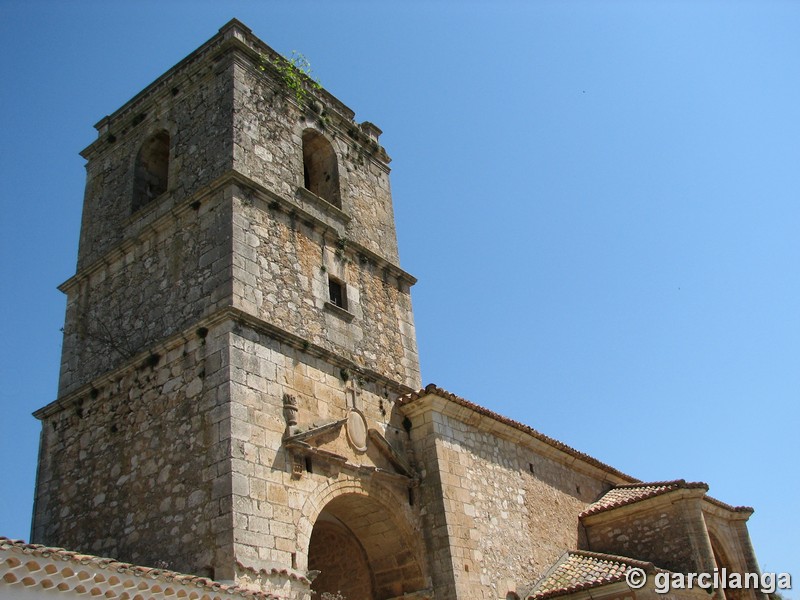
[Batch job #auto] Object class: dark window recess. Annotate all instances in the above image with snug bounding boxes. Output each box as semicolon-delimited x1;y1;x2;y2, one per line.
132;130;170;213
302;129;341;208
328;278;347;310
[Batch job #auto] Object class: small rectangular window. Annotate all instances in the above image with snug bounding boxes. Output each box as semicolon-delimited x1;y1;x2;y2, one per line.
328;277;347;310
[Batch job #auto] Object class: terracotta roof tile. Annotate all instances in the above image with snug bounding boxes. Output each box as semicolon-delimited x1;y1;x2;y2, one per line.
579;480;752;518
579;479;708;517
0;537;283;598
703;495;754;514
528;550;660;600
397;384;637;483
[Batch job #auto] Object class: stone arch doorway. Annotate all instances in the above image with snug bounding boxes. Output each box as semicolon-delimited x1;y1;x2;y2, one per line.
308;493;427;600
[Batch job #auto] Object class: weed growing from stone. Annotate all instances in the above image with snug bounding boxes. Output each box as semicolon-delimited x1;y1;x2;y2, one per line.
260;51;322;107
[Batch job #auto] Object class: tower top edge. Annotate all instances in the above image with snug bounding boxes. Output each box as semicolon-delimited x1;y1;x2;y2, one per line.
83;19;360;158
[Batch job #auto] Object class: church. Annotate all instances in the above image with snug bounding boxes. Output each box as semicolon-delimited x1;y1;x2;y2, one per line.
0;20;764;600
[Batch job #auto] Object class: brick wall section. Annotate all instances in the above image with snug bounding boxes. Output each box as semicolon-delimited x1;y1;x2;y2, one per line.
32;322;234;579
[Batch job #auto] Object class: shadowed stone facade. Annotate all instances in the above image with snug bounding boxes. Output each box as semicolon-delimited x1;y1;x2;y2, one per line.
26;20;765;600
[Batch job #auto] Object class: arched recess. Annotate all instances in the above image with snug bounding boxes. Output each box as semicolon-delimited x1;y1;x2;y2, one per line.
302;129;341;208
132;130;170;212
308;492;428;600
708;531;740;600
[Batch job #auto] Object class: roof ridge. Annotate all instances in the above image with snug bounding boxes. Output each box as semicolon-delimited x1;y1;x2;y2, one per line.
567;550;658;571
614;479;685;489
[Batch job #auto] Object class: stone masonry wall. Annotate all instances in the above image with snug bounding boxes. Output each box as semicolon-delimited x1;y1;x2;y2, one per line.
231;59;401;265
231;190;420;389
583;499;708;574
77;51;234;270
58;187;232;396
224;325;421;574
33;321;234;579
307;520;374;599
407;407;612;600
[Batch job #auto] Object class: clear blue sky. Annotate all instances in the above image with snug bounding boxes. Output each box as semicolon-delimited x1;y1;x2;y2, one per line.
1;0;797;591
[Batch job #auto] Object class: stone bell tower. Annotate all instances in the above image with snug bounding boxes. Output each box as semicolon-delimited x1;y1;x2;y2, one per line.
32;20;430;599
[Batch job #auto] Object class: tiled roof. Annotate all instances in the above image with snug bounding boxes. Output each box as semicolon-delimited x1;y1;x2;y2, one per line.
527;550;659;600
397;384;637;483
580;480;707;517
579;480;753;518
0;537;283;599
703;495;754;514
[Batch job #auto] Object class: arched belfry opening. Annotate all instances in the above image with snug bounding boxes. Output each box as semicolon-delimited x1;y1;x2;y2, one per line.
308;493;427;600
132;130;170;212
302;129;341;208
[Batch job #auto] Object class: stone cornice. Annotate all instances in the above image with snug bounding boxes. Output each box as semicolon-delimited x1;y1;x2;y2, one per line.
580;487;708;527
225;306;414;395
294;185;352;227
579;479;754;524
34;306;414;420
399;386;636;486
58;171;235;295
233;172;415;285
702;496;754;521
59;170;416;296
